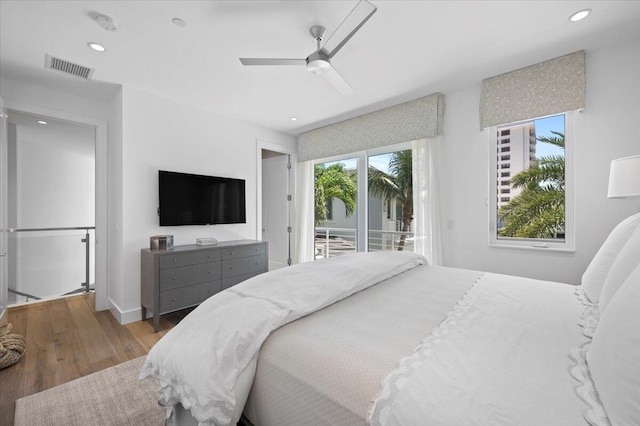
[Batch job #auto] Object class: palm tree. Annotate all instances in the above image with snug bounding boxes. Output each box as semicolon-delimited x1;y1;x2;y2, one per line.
368;150;413;250
314;163;357;226
498;131;565;238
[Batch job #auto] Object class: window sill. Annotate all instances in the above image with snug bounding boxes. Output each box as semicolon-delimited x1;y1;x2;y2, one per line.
489;243;575;253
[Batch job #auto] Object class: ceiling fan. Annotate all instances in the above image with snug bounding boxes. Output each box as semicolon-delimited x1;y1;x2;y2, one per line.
239;0;377;95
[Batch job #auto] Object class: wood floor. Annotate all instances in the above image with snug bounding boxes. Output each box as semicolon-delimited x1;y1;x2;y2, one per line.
0;293;193;426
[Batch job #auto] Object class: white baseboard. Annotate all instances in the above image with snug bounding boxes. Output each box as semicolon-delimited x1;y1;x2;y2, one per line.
108;297;146;325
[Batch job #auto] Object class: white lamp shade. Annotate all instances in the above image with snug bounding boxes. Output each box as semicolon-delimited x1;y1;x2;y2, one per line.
608;155;640;198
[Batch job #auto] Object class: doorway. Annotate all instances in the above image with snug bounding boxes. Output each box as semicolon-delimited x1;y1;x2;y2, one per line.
257;141;295;270
5;110;96;305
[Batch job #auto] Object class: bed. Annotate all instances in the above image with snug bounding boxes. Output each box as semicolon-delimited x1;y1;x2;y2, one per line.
141;213;640;426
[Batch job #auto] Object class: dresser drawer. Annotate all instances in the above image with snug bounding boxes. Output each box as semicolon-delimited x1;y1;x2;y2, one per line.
248;254;267;273
159;283;207;313
221;271;262;290
159;249;220;269
200;280;222;301
221;258;248;278
159;262;221;291
221;243;266;260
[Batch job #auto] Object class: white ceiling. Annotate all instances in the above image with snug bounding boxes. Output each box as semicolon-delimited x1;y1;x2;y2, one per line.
2;1;639;135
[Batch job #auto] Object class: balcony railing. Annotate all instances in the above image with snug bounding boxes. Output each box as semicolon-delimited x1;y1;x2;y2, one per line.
6;226;95;305
315;227;414;259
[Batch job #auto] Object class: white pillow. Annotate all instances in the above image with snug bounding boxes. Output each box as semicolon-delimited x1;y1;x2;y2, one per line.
599;225;640;314
582;212;640;303
586;263;640;426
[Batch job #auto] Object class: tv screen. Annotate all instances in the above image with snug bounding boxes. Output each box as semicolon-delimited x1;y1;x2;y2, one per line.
159;170;246;226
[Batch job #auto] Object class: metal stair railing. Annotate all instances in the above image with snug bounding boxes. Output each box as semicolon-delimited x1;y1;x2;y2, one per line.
6;226;95;297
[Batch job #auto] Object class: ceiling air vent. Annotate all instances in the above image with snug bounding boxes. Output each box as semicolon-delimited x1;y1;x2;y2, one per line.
45;54;95;79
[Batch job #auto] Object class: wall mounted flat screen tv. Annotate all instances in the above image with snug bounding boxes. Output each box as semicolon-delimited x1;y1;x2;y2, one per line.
159;170;246;226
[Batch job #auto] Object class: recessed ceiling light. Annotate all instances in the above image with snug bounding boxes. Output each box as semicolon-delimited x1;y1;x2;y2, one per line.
172;18;186;27
88;42;106;52
37;120;47;125
290;117;298;121
569;9;591;22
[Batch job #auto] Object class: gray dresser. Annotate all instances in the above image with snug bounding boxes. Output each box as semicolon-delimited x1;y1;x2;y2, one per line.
141;240;268;332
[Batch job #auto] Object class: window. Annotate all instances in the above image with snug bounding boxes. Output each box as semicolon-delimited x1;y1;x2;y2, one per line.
501;146;510;153
501;130;511;136
314;142;414;259
501;155;511;161
489;113;574;251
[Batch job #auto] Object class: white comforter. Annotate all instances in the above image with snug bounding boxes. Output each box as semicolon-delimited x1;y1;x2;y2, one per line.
140;251;425;426
368;272;588;426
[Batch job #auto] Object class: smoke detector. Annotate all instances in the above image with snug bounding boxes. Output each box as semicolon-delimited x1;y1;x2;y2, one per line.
96;14;118;32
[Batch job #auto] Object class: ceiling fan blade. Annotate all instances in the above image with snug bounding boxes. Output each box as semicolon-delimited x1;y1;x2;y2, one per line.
320;0;377;59
239;58;306;66
322;65;354;95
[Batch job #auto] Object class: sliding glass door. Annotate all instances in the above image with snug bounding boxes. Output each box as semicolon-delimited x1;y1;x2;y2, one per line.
313;142;414;259
368;149;414;252
314;157;359;259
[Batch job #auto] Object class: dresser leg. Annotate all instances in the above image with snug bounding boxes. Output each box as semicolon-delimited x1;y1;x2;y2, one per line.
141;306;147;322
154;314;160;333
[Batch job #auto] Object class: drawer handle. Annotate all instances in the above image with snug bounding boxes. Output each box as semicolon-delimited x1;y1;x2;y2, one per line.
173;277;176;280
230;267;234;270
172;298;177;301
230;252;234;255
172;259;177;263
208;255;212;258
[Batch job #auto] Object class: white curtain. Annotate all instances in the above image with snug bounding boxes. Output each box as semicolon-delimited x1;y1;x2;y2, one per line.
412;137;443;265
295;160;315;264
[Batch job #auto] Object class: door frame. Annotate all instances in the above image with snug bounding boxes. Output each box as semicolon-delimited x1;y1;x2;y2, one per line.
256;139;296;265
0;98;7;325
4;99;108;311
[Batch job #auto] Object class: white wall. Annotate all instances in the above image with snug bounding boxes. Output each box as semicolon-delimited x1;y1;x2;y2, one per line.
13;122;94;228
113;87;297;321
440;38;640;284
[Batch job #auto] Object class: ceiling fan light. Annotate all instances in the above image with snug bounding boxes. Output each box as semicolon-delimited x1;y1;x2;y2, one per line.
307;58;331;75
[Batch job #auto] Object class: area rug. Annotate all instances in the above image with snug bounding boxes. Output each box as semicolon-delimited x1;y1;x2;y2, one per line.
14;356;165;426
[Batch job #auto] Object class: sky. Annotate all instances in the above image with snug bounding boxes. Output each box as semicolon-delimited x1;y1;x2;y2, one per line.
534;114;565;158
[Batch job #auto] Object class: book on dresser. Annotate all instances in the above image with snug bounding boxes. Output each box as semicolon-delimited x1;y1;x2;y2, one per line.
141;239;268;332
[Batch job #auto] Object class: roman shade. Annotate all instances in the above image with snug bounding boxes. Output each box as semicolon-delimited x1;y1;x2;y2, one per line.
298;93;444;161
480;50;585;129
